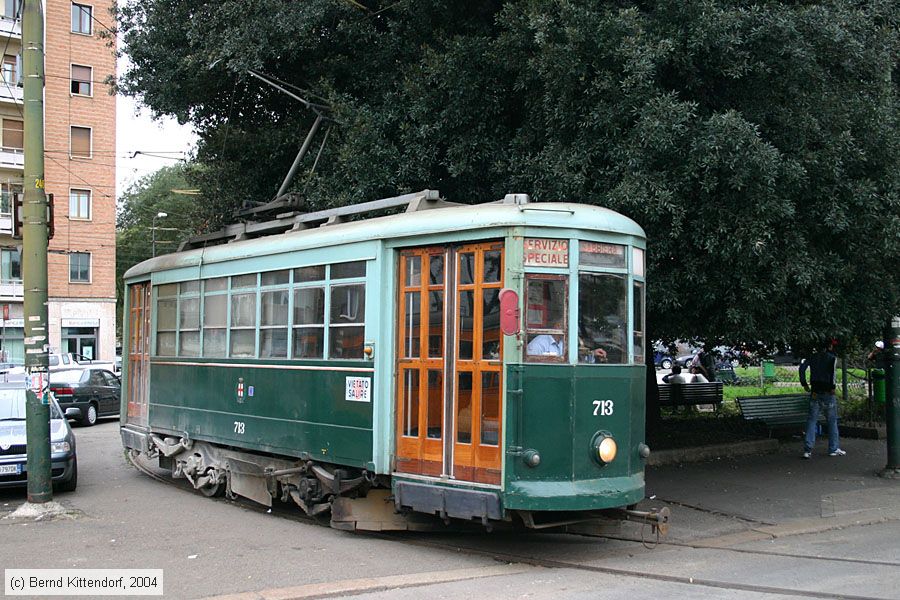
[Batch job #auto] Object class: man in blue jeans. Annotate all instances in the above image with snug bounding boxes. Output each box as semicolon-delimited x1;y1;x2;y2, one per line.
799;338;845;459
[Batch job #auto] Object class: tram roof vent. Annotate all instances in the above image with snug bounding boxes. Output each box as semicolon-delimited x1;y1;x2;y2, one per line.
501;193;531;205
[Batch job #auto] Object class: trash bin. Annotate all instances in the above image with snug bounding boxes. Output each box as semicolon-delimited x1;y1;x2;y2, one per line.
872;368;886;404
762;359;776;379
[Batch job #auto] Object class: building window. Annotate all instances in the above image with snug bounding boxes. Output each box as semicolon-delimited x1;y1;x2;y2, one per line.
70;64;92;96
1;55;15;86
0;182;21;214
69;189;91;219
63;327;98;360
2;118;23;150
2;0;20;20
0;327;24;364
70;126;91;158
69;252;90;283
71;3;91;34
0;247;20;283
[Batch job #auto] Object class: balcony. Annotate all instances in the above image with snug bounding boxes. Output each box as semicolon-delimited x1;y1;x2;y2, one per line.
0;278;22;299
0;147;23;170
0;16;21;40
0;81;21;104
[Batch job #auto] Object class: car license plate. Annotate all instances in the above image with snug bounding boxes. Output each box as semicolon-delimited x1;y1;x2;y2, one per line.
0;464;21;475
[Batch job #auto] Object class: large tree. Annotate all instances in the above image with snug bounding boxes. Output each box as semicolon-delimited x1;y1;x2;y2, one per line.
117;0;900;346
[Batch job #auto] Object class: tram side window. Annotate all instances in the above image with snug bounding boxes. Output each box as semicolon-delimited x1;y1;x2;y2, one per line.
633;281;645;364
329;284;365;359
260;269;290;359
155;284;177;356
578;273;627;364
293;287;325;358
178;282;200;357
230;289;257;358
524;275;567;362
203;278;228;357
260;289;289;358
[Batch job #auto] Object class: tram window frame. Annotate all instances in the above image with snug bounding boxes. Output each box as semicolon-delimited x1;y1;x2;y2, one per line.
290;262;367;360
154;284;177;357
577;272;628;364
259;271;290;359
229;274;258;358
523;274;568;363
329;283;366;359
575;240;636;366
293;284;326;359
632;247;646;364
202;278;228;357
177;282;201;357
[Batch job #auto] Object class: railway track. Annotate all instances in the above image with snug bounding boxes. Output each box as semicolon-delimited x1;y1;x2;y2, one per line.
128;453;898;600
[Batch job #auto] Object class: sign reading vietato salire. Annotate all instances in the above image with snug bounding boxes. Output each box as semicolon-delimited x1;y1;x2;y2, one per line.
524;238;569;267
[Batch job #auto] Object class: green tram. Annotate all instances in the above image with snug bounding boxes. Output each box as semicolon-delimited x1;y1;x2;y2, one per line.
120;190;665;531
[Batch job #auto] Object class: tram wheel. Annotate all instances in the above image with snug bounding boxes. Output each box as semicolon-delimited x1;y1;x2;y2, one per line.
198;470;225;497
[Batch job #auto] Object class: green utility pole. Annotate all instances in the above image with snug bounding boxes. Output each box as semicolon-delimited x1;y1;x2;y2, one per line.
881;317;900;479
22;0;51;503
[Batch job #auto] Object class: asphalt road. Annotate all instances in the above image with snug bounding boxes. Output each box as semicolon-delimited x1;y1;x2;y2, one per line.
1;420;898;599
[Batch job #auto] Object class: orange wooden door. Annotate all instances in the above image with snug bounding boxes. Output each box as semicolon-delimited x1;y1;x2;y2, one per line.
126;283;151;427
395;242;505;485
395;248;447;476
452;242;504;485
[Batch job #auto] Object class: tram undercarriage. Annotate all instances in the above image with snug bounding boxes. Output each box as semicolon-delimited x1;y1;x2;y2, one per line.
125;430;668;536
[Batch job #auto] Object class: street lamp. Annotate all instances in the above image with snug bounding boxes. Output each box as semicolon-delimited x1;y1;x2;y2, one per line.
152;211;168;257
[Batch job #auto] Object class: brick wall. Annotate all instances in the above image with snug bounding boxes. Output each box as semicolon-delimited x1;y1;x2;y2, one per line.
44;0;116;301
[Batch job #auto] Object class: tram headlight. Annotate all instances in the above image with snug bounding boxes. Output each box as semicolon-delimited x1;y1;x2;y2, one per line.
596;435;617;465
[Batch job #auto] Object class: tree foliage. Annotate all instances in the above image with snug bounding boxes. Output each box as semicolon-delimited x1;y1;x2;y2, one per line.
115;164;202;332
117;0;900;346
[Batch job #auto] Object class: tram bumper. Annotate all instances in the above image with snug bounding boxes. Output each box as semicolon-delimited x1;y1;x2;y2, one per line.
502;473;645;512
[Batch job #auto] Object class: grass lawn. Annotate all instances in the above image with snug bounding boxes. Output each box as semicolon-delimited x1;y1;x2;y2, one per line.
650;364;883;450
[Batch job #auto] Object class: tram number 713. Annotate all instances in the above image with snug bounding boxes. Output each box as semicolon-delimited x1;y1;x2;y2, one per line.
592;400;614;417
234;421;246;434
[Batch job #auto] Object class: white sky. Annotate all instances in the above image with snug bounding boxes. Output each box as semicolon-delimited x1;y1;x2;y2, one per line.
114;57;197;200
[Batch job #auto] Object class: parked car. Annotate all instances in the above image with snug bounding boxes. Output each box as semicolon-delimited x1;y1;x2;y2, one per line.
0;382;79;491
49;368;121;427
48;352;116;372
653;351;674;370
676;351;698;368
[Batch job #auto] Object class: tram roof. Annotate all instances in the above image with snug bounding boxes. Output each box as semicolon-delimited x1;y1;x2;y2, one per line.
124;196;645;280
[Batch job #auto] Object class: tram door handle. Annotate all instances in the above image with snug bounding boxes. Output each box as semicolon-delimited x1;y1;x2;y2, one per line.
507;387;524;448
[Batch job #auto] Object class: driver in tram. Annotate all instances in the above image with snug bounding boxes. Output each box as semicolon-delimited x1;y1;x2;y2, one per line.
527;332;566;356
526;322;608;362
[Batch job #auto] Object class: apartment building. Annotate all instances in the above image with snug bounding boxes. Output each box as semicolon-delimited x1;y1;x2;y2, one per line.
0;0;116;363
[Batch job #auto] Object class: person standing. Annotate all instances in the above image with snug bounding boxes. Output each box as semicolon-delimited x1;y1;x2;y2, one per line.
799;338;845;459
691;347;718;382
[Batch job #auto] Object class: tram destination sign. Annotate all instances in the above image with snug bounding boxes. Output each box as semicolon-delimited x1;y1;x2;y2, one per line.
524;238;569;267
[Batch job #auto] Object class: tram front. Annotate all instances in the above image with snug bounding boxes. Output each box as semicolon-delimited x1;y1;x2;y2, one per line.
501;235;652;526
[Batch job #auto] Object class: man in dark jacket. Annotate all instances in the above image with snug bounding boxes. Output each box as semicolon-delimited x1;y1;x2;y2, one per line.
799;338;845;459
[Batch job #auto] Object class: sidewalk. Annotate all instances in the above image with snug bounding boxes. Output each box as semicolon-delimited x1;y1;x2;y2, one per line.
643;437;900;544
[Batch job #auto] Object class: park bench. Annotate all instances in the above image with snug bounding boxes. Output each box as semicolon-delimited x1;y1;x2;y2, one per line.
736;393;829;435
657;382;724;410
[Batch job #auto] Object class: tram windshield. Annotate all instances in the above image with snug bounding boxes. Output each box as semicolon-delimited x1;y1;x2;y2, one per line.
578;273;627;364
522;239;643;365
524;276;568;361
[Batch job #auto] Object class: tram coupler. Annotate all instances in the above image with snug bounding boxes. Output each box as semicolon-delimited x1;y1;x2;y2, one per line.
615;506;670;537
